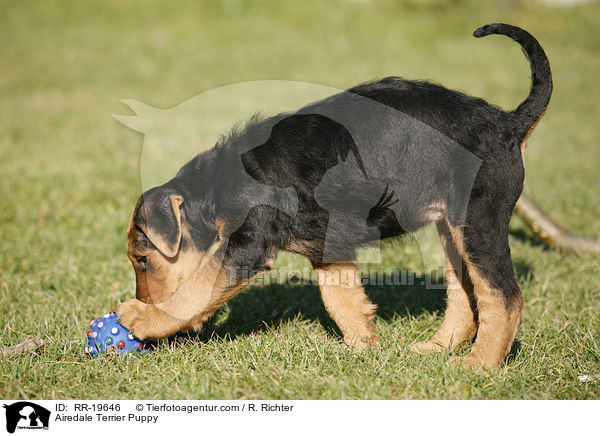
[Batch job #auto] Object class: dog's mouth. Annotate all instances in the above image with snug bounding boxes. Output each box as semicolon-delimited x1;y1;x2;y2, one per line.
135;271;164;304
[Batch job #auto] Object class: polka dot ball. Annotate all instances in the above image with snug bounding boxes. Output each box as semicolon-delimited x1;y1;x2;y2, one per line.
84;312;146;356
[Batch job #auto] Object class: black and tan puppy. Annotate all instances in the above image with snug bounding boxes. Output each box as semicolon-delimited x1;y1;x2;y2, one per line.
118;24;552;368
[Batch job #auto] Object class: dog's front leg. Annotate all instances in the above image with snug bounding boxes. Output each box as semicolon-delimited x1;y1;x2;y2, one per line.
118;226;274;340
313;262;378;350
117;256;226;340
117;298;191;340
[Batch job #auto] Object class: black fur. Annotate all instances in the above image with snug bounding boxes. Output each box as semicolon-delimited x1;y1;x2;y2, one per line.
142;23;552;309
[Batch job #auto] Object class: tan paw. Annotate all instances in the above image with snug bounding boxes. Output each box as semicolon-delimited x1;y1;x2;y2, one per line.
448;352;499;369
116;299;166;340
410;340;446;355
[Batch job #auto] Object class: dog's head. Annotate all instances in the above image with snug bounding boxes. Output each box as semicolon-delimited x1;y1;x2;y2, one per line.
127;184;222;306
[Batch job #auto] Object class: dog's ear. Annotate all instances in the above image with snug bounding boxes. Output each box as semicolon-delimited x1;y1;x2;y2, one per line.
133;189;184;258
241;114;367;189
241;143;289;187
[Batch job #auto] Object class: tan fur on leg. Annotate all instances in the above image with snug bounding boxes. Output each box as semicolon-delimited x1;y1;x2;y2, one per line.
450;264;523;368
117;298;189;340
118;256;226;339
442;223;524;368
314;263;378;350
411;221;477;354
118;255;264;340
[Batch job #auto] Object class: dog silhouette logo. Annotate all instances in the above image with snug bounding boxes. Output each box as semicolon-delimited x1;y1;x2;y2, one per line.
2;402;50;433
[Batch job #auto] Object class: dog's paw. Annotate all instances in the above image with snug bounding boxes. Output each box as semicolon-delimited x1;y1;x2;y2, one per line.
448;352;497;369
410;340;446;355
116;299;162;340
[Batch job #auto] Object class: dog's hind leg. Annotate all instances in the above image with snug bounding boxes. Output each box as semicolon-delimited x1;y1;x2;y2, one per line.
411;220;477;354
313;262;378;350
447;220;524;369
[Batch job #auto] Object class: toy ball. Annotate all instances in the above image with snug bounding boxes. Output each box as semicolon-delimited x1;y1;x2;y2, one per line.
84;312;145;356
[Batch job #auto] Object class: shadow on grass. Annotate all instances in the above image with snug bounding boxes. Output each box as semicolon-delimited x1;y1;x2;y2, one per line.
190;272;447;343
158;269;527;368
509;227;552;251
505;339;522;366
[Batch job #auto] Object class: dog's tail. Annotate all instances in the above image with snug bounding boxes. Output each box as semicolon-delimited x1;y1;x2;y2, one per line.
474;23;552;133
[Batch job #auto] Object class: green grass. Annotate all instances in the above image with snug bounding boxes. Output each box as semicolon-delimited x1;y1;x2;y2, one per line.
1;0;599;399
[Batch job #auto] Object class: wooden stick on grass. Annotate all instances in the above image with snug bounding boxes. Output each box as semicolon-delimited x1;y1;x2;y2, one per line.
515;194;600;252
0;337;45;359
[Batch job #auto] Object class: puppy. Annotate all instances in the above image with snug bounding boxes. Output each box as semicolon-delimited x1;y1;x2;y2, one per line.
118;23;552;368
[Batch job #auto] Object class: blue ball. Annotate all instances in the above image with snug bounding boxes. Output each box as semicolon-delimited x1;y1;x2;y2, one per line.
84;312;146;356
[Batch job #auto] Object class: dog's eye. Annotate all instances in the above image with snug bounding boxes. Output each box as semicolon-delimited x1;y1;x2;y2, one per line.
137;256;147;265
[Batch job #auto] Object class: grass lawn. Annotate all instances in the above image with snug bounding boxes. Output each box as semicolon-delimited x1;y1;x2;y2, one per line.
1;0;599;399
